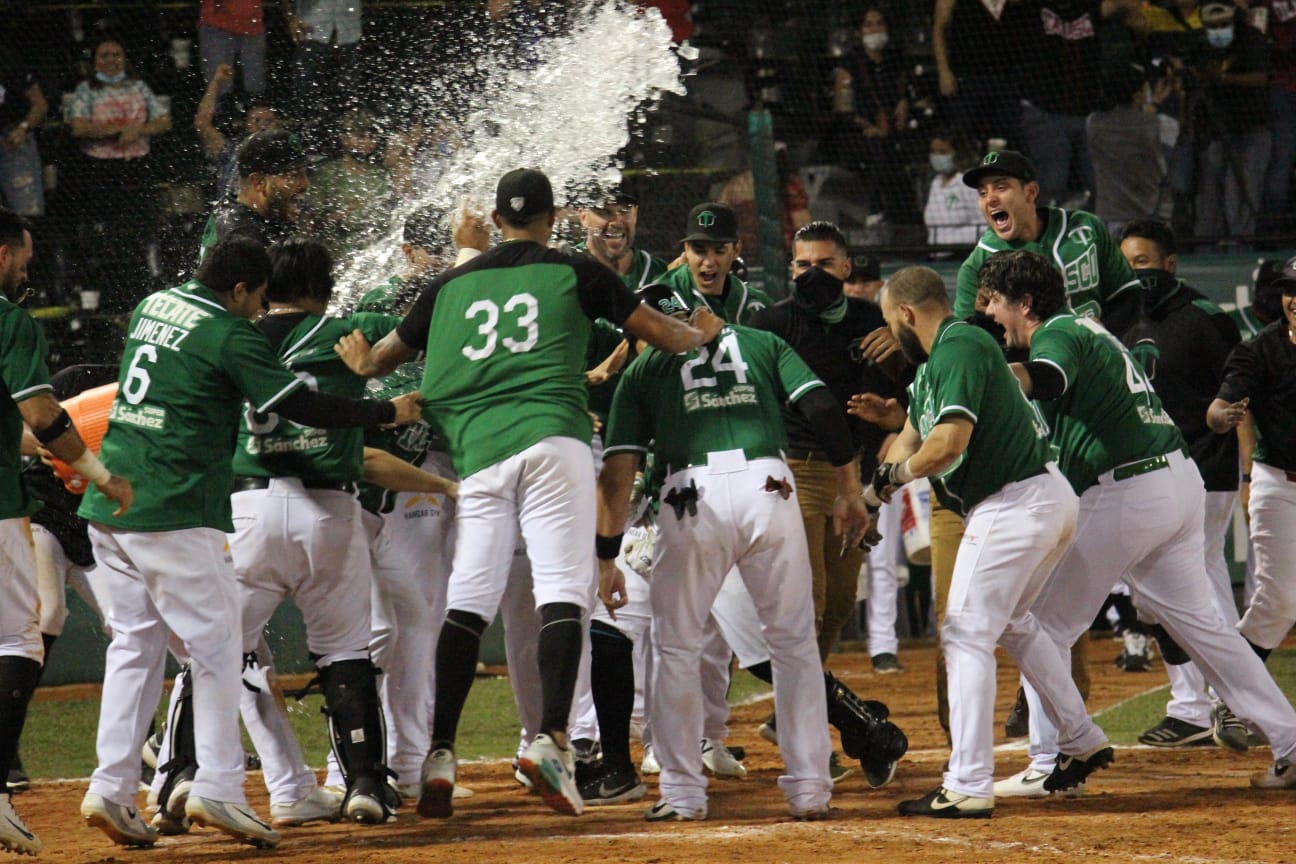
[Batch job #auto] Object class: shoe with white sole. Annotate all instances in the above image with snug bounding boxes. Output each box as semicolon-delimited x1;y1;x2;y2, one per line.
343;776;389;824
418;749;457;819
149;808;191;835
993;767;1083;798
898;786;993;819
1;793;41;855
640;744;660;775
1211;703;1250;753
270;786;342;827
517;733;584;816
81;792;157;847
1251;761;1296;789
701;738;747;779
184;796;281;848
644;799;706;821
579;765;646;806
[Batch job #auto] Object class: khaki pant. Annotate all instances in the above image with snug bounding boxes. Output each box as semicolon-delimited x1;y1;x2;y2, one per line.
789;457;864;663
930;498;1089;738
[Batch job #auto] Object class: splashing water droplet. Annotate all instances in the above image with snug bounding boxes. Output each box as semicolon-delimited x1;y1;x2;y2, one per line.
332;0;685;307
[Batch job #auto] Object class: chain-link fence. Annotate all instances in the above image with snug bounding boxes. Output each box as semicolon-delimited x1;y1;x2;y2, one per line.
4;0;1293;366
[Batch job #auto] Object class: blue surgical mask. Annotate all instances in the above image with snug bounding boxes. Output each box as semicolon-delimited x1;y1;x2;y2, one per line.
1206;27;1234;49
95;71;127;84
929;153;956;175
861;33;889;52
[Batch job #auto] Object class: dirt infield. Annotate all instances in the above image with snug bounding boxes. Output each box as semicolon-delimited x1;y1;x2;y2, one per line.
20;636;1294;864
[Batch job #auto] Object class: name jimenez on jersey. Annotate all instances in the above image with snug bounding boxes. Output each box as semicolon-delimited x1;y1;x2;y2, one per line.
111;292;218;431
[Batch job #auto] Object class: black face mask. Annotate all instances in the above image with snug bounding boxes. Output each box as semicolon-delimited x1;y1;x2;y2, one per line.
792;266;845;311
1134;268;1178;308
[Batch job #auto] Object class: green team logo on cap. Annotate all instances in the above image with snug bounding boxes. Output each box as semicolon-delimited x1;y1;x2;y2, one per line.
697;210;716;228
983;152;1000;165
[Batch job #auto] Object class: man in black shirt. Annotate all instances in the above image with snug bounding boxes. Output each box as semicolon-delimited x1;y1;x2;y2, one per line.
1209;259;1296;763
198;129;312;264
1119;219;1246;749
749;221;903;663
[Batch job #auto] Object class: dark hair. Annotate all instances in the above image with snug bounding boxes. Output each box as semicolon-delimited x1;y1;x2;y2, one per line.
977;251;1067;320
792;221;848;252
197;236;271;296
403;204;446;254
87;33;135;88
267;237;334;305
0;208;30;249
1119;218;1177;257
886;266;951;309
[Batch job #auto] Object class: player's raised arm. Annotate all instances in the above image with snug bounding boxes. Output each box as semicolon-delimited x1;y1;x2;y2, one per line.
620;303;723;354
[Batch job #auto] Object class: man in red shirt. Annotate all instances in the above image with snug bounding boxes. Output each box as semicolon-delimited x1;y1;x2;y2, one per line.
198;0;268;98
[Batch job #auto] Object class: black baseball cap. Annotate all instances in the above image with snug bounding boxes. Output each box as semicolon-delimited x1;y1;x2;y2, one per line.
637;282;691;319
682;202;739;244
496;168;555;224
962;149;1037;189
1274;255;1296;294
237;129;314;177
851;252;882;281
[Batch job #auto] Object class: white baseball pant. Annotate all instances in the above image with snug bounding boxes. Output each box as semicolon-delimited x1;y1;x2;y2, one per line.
867;499;903;658
0;519;42;663
1237;462;1296;650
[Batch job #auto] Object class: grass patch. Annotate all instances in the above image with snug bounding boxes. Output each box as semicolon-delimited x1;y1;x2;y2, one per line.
22;669;774;781
1092;648;1295;745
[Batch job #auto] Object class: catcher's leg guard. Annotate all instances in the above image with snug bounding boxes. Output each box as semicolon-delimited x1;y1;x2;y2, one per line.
823;671;908;787
157;664;198;815
318;658;394;817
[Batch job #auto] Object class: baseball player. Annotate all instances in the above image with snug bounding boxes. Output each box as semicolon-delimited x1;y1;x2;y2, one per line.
198;129;312;264
334;168;722;819
77;236;420;849
858;265;1084;819
1209;259;1296;754
596;297;871;820
979;250;1296;796
1;210;131;857
955;149;1142;336
657;202;772;324
1116;220;1247;751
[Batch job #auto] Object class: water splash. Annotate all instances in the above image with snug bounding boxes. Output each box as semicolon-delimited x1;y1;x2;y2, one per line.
332;0;687;307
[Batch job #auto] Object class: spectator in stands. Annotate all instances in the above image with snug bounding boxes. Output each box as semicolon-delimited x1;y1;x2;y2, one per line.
283;0;363;123
1260;0;1296;235
922;132;980;248
829;7;916;226
931;0;1020;149
0;64;47;218
1012;0;1140;209
194;64;283;201
305;107;393;260
717;143;812;262
843;253;884;303
197;0;268;98
65;34;172;313
1193;1;1271;244
1086;63;1173;234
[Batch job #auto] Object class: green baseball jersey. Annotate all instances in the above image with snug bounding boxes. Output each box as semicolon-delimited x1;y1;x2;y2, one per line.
354;275;436;514
395;240;641;479
659;263;772;324
1029;312;1185;494
1228;304;1264;339
955;208;1140;321
605;324;824;472
906;318;1052;516
573;244;669;292
79;281;309;532
0;297;53;520
231;311;401;484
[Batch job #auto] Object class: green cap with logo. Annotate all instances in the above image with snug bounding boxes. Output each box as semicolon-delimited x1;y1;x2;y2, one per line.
962;149;1036;189
682;202;739;244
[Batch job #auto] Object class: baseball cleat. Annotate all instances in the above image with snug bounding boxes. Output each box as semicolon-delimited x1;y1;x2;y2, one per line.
5;756;29;795
993;766;1084;798
0;793;41;856
269;786;342;827
644;799;706;821
639;744;660;775
828;752;853;785
1044;745;1113;793
1138;716;1212;748
342;777;388;824
162;765;195;819
871;653;904;674
418;749;457;819
149;808;192;835
862;756;899;789
81;792;158;847
184;796;281;848
898;786;993;819
758;713;779;746
1251;761;1296;789
579;765;646;806
701;738;747;779
1211;703;1250;753
517;733;584;816
1004;687;1029;738
789;803;831;821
